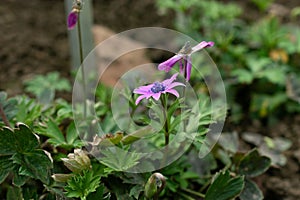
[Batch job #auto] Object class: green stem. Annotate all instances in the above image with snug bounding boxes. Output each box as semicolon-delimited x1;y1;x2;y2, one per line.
181;187;205;198
161;94;169;145
77;12;87;119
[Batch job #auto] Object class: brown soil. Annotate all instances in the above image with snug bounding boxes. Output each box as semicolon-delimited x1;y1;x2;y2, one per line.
0;0;299;199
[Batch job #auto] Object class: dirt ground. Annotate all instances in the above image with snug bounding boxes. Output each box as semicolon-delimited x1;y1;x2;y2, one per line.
0;0;299;199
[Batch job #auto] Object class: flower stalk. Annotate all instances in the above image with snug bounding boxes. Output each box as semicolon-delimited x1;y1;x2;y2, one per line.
67;0;87;118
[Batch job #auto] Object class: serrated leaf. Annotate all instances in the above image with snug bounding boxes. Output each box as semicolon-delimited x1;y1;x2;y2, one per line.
43;119;66;146
14;123;39;153
0;127;16;155
100;148;140;171
12;150;53;184
205;170;244;200
238;149;271;177
65;170;101;199
0;156;14;183
239;179;263;200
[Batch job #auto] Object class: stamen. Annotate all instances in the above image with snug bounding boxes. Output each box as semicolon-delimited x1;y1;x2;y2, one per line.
150;82;166;93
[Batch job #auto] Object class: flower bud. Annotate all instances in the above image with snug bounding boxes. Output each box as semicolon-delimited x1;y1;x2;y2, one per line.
61;149;91;173
51;174;73;182
144;172;166;199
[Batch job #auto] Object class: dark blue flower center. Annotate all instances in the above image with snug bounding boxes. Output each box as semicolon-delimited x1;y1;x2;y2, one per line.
150;82;165;93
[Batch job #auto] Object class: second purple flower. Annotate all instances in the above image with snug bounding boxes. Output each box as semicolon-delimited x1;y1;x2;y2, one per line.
158;41;214;81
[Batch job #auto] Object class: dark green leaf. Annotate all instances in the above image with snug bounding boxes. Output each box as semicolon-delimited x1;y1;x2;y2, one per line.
12;150;53;184
205;170;244;200
238;149;271;177
12;173;29;187
6;186;23;200
240;179;263;200
0;156;13;183
87;184;107;200
14;123;39;153
0;127;16;155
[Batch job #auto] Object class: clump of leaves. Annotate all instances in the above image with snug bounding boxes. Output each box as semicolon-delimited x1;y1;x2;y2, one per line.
0;123;53;200
24;72;71;104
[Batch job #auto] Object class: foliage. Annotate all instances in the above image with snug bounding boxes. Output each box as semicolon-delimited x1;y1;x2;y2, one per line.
0;0;296;199
156;0;300;122
24;71;71;104
0;123;53;187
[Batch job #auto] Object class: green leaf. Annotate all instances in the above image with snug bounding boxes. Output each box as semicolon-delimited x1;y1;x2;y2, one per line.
66;121;80;146
87;184;107;200
238;149;271;177
232;69;253;84
12;150;53;184
6;186;23;200
0;123;39;154
100;148;140;171
0;127;16;155
0;91;18;122
41;119;66;146
12;172;29;187
14;123;39;153
205;170;244;200
65;170;101;199
239;179;263;200
24;72;71;103
0;156;14;183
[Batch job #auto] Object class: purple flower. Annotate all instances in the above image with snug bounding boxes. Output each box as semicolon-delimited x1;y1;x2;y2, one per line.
133;73;185;105
158;41;214;81
67;10;79;30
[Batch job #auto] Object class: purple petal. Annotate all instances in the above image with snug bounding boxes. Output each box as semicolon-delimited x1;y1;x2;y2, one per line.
191;41;214;53
152;93;161;101
167;82;185;89
166;89;180;97
162;73;179;86
158;55;182;72
133;84;154;94
179;59;184;74
67;11;78;30
185;56;192;81
135;94;147;105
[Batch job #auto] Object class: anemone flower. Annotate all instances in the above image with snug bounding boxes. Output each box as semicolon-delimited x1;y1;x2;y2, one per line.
158;41;214;81
133;73;185;105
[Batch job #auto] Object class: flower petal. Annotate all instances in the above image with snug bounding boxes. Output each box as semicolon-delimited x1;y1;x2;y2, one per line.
158;55;182;72
167;82;185;89
166;89;180;97
152;93;161;101
133;84;154;94
67;11;78;30
135;94;147;105
191;41;214;53
162;73;179;86
185;56;192;81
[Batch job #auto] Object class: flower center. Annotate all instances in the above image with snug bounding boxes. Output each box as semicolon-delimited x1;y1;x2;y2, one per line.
150;82;165;93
